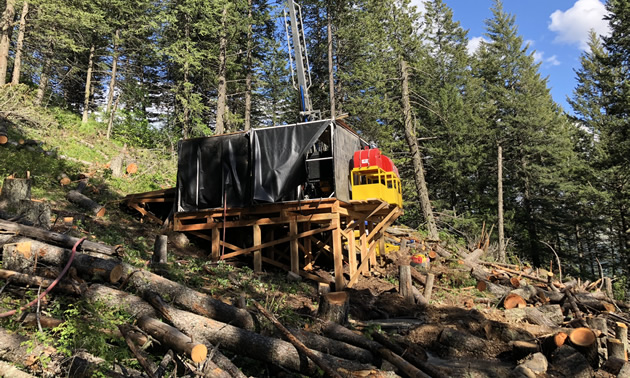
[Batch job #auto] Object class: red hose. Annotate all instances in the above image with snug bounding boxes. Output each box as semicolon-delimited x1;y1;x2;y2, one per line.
0;237;86;318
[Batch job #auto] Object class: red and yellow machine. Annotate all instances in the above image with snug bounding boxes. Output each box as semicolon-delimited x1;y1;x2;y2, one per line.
350;147;403;208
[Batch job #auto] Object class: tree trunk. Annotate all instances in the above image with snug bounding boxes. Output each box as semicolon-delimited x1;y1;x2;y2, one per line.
146;294;374;375
399;59;438;240
327;1;335;119
0;218;118;255
67;189;106;217
0;177;31;204
35;53;51;106
215;5;228;135
398;265;413;304
136;316;207;363
0;0;15;86
106;30;119;115
288;327;374;363
106;94;119;139
152;234;168;264
244;0;252;131
10;1;27;85
498;144;505;262
1;236;123;283
82;44;95;124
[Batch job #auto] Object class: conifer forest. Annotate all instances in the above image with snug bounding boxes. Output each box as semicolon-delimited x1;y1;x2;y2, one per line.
1;0;630;294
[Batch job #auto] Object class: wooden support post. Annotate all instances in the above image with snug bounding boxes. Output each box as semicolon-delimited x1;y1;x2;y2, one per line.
359;221;368;276
304;222;312;269
368;221;376;270
399;265;413;304
290;219;299;274
212;227;220;261
347;229;356;278
253;224;261;272
333;215;345;291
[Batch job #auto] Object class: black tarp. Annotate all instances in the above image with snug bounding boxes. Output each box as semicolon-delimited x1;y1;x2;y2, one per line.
176;119;363;212
251;120;329;203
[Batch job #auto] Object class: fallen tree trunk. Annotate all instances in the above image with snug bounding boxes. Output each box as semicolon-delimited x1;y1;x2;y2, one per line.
0;218;118;256
121;264;254;330
2;237;123;283
287;327;375;364
0;269;83;296
320;320;446;378
66;190;105;217
144;292;374;375
136;316;207;363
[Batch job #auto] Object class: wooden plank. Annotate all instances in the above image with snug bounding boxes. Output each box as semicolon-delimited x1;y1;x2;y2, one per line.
365;208;402;245
368;221;376;270
211;227;220;261
290;219;299;274
359;221;368;275
219;240;240;252
253;224;261;272
221;224;336;259
379;224;386;263
304;222;312;269
174;213;337;232
347;229;357;278
332;214;345;291
347;241;378;288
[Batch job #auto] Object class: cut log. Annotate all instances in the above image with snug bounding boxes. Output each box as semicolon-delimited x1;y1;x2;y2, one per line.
509;276;521;288
288;327;375;364
504;293;526;309
568;327;598;368
110;154;124;177
123;265;254;330
126;162;138;175
0;218;118;255
504;306;559;328
438;327;489;357
0;122;7;145
615;322;628;361
17;200;51;229
411;285;429;306
424;273;435;301
57;173;71;186
2;237;123;283
152;235;168;264
321;321;445;378
67;188;105;217
119;324;157;378
317;291;349;325
0;269;83;296
510;340;540;360
555;332;568;347
510;284;537;302
608;338;626;360
143;293;374;375
254;301;342;378
601;357;630;376
476;280;487;292
550;345;594;378
370;331;446;378
136;316;207;363
398;265;413;304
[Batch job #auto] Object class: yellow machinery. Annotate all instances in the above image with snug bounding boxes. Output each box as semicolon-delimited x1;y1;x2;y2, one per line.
350;148;403;208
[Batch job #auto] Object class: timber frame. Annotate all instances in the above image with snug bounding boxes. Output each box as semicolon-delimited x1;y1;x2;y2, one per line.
126;191;402;290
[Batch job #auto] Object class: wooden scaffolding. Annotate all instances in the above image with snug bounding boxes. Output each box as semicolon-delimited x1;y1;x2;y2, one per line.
126;191;402;290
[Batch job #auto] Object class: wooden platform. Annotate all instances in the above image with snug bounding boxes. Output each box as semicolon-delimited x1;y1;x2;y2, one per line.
125;190;402;290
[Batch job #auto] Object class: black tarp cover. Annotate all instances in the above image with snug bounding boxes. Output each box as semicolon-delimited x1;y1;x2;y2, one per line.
176;120;334;211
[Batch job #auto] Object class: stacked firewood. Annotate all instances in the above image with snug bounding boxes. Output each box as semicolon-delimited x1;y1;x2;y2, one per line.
0;217;450;377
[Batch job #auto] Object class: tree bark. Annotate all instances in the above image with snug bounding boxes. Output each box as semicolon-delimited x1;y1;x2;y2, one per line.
145;294;374;375
398;265;413;304
82;44;95;124
244;0;252;131
35;51;51;106
1;236;123;283
0;268;83;295
317;291;349;324
0;0;15;86
10;1;27;85
215;5;228;134
106;30;119;115
327;1;335;119
498;144;505;262
399;59;438;239
152;234;168;264
67;189;105;217
0;218;118;255
288;327;374;363
106;94;119;139
136;316;207;363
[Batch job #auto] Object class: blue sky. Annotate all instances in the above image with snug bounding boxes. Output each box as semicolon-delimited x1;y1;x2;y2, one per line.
411;0;610;113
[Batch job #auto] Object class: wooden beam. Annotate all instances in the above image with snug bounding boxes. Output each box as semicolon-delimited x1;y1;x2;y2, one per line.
347;229;357;278
365;208;402;245
332;214;345;291
368;221;376;269
211;227;220;261
347;241;378;288
304;222;312;269
175;213;337;232
290;219;299;274
359;221;368;275
221;224;336;259
253;224;261;272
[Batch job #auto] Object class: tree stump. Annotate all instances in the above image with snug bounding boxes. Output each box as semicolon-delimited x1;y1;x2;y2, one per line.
398;265;413;304
317;291;349;325
110;154;124;178
19;200;51;229
616;322;628;360
0;121;8;145
504;293;526;309
608;338;626;361
152;235;168;264
1;177;31;204
424;273;435;301
569;327;598;368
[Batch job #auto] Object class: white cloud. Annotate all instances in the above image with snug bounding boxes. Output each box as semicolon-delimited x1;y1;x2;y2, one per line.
409;0;428;14
467;36;487;55
534;51;561;67
549;0;610;50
